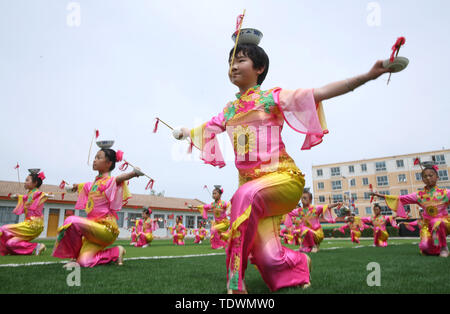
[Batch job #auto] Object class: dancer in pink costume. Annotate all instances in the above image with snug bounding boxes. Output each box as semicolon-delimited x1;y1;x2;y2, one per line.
0;170;50;256
286;191;341;253
361;204;400;247
194;221;208;244
173;29;396;292
136;208;159;248
129;224;138;246
334;213;369;244
52;148;142;267
193;186;231;249
172;216;187;246
372;163;449;257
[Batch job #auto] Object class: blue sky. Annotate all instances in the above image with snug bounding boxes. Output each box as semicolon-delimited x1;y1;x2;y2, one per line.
0;0;449;204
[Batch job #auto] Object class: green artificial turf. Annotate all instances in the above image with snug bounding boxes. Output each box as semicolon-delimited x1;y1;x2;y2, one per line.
0;238;448;294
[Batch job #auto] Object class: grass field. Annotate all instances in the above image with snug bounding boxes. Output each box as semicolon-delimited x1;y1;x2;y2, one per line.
0;238;449;294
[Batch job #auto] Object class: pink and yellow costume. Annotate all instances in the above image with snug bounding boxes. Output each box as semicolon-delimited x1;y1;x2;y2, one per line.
0;189;48;255
336;217;368;244
52;175;130;267
280;226;294;245
172;222;186;245
130;225;137;244
361;215;399;247
136;218;158;247
385;186;449;252
198;200;231;249
286;205;335;252
190;85;327;291
402;219;440;255
194;227;208;244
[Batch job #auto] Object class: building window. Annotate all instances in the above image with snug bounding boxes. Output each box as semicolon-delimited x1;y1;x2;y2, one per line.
318;182;324;190
319;196;325;203
0;206;19;226
398;174;407;183
396;160;404;168
377;176;389;186
354;208;359;215
432;154;446;165
186;215;195;228
379;190;390;196
332;180;342;190
415;173;422;181
348;165;355;173
350;178;356;187
400;189;408;195
127;213;141;228
78;210;87;218
364;192;371;200
361;164;367;172
438;170;449;181
332;194;343;202
351;193;357;201
154;214;165;228
375;161;386;172
380;206;392;215
331;167;341;177
365;207;372;215
362;178;369;186
317;169;323;177
117;212;124;228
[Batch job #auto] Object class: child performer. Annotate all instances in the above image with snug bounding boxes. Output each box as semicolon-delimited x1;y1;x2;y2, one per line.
172;216;187;246
136;208;159;248
399;210;440;256
173;29;396;293
130;224;137;246
361;203;400;247
0;170;50;256
287;191;341;253
52;148;142;267
194;221;208;244
192;186;231;249
334;213;368;244
372;164;449;257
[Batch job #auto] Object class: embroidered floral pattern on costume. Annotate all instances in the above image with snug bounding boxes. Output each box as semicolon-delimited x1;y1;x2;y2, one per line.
233;125;256;156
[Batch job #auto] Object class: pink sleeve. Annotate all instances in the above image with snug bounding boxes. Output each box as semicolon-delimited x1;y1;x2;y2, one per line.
75;183;92;210
13;195;25;215
190;111;227;168
103;178;128;212
317;205;336;223
361;217;372;224
338;224;348;234
386;216;399;229
385;193;418;218
273;88;328;150
403;220;418;232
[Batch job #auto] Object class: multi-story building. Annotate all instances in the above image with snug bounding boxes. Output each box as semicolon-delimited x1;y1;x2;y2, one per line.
312;149;450;218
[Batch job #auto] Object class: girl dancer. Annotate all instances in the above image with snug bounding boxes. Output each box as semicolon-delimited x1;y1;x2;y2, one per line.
52;148;142;267
361;204;400;247
287;192;341;253
173;31;396;293
0;170;50;256
193;186;231;249
372;164;449;257
136;208;159;248
194;221;208;244
172;216;187;246
334;213;368;244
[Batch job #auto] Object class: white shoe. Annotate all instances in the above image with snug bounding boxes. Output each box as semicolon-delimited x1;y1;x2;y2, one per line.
117;246;126;266
439;247;449;258
142;244;149;248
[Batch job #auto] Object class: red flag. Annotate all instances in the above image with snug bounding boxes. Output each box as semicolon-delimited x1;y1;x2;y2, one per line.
369;184;374;203
153;118;160;133
61;193;65;200
14;163;19;170
59;180;66;189
413;157;420;166
187;140;194;154
95;129;100;139
169;214;174;219
234;14;244;35
7;193;11;198
119;162;129;171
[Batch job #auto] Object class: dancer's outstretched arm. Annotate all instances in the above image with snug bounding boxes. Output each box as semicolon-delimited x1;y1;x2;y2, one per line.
313;60;391;103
